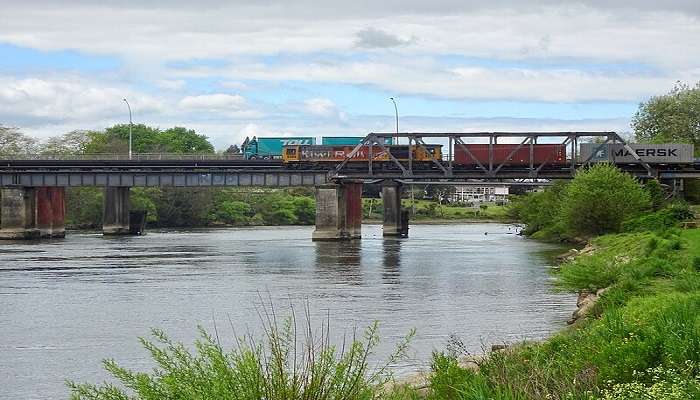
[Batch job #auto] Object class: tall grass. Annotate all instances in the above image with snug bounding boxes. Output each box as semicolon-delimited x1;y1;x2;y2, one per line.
67;305;414;400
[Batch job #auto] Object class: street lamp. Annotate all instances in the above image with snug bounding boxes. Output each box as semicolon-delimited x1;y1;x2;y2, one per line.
389;97;399;145
123;98;133;160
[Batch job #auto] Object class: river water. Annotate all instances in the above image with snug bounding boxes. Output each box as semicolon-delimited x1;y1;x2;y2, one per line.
0;223;573;399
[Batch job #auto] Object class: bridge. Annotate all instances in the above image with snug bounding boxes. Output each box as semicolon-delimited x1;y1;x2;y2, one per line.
1;131;698;241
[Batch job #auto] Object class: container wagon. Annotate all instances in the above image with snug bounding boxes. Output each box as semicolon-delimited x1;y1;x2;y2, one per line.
579;143;695;164
453;144;567;167
242;136;316;159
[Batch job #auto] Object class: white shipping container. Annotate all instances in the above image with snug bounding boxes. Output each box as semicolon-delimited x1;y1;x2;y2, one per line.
579;143;694;164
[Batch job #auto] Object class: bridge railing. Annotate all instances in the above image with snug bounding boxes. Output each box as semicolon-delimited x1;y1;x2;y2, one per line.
0;153;245;161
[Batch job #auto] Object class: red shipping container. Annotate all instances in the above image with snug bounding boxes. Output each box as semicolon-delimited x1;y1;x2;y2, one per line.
454;144;567;167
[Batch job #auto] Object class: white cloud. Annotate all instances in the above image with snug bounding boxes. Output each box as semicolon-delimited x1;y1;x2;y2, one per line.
303;98;336;116
156;79;186;90
178;94;246;110
0;76;164;124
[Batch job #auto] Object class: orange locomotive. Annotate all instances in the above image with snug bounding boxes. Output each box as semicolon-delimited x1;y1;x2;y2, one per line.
282;144;443;169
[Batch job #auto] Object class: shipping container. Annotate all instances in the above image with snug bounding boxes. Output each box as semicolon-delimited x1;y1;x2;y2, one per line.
579;143;695;164
243;137;316;159
453;144;567;167
321;136;392;145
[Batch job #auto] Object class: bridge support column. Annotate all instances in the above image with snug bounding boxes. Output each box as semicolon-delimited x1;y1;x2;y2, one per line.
382;181;408;237
36;187;53;238
50;187;66;238
0;187;40;239
312;181;362;241
103;187;131;235
36;187;66;238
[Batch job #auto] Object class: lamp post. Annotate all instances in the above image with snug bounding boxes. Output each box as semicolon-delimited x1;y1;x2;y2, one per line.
123;98;133;160
389;97;398;145
389;97;414;214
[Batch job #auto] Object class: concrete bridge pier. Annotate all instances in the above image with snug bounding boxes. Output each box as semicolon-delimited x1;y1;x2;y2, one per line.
103;187;131;235
312;181;363;241
36;187;66;238
0;187;40;239
50;187;66;238
382;180;409;238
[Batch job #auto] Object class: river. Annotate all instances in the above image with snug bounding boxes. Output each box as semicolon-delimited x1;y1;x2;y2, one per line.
0;223;573;399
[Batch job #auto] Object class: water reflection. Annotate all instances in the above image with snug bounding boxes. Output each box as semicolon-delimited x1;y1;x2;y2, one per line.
382;238;402;285
314;240;362;285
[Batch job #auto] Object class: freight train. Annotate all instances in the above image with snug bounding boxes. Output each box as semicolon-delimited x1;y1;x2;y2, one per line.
281;141;696;170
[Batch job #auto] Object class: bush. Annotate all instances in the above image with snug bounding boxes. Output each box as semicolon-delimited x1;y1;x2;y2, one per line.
507;181;568;238
560;164;651;237
645;179;666;210
622;202;694;232
68;312;414;400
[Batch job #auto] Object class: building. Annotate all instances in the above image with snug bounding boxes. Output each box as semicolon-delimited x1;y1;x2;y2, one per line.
450;184;509;203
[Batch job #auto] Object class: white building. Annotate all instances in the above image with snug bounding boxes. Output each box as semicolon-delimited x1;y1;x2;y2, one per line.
450;185;509;203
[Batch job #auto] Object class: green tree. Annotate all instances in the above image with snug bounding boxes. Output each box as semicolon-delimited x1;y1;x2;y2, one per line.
632;81;700;153
0;125;38;155
560;164;651;236
208;200;254;225
160;127;215;153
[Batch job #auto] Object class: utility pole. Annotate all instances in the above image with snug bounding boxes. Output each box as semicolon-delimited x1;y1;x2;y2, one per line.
123;98;133;160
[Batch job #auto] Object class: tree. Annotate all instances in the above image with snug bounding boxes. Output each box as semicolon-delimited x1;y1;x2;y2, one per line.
632;81;700;154
0;125;38;155
159;127;215;153
40;130;93;155
560;164;651;236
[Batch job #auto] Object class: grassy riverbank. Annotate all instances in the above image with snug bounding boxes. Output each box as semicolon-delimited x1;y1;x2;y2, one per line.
403;228;700;399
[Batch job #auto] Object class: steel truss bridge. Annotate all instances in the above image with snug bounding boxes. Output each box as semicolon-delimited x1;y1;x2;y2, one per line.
0;132;698;188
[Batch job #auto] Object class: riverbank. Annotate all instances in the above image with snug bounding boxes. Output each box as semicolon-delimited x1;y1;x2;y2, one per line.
391;227;700;399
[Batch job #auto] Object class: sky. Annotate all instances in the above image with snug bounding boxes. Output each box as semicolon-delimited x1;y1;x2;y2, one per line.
0;1;699;150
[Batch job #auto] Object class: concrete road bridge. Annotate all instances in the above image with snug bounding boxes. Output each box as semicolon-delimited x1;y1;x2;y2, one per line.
1;131;698;241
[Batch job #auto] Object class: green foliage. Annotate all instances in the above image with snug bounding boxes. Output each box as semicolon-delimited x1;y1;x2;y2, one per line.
632;81;700;154
507;181;568;238
208;200;254;225
644;179;666;210
65;187;103;228
621;202;694;233
130;188;159;223
559;164;651;237
82;124;215;154
68;313;415;400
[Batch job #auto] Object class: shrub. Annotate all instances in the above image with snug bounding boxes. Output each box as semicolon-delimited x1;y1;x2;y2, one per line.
559;164;651;236
645;179;666;210
68;311;414;400
507;181;568;237
622;202;694;232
